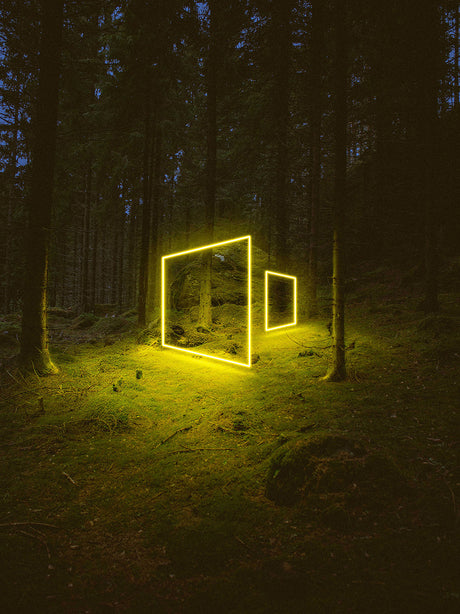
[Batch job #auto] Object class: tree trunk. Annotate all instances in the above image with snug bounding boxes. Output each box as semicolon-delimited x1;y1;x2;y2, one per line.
324;0;347;382
146;119;163;320
273;0;291;273
420;0;440;312
455;4;459;107
90;225;98;313
306;0;323;318
20;0;63;374
198;0;217;329
80;161;92;313
137;81;153;327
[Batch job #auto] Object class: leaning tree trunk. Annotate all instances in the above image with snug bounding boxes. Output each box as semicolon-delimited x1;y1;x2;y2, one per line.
20;0;64;374
324;0;347;382
198;0;217;329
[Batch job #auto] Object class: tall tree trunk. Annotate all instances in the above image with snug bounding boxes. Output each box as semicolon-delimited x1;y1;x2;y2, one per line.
198;0;217;329
80;161;92;313
137;82;153;327
420;0;440;312
306;0;323;317
146;118;163;320
273;0;291;274
455;4;459;107
20;0;63;374
324;0;347;382
90;225;98;312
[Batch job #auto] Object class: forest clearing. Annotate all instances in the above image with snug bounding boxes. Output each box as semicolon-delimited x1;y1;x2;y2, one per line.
1;270;459;613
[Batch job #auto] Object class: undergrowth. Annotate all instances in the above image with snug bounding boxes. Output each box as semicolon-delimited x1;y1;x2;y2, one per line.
0;282;458;613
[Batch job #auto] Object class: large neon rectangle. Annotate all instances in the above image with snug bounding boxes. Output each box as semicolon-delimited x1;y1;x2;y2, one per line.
264;270;297;331
161;235;252;367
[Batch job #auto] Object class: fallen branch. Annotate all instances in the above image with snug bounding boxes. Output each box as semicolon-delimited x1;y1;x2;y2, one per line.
166;447;236;455
62;471;77;486
0;522;60;529
156;426;193;448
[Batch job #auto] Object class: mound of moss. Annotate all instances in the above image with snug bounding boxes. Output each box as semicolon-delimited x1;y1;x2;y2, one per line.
265;434;406;506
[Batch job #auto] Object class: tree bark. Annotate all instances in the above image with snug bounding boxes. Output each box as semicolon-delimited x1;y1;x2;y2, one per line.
420;0;440;312
20;0;64;374
306;0;323;318
273;0;291;273
137;81;153;327
198;0;217;329
324;0;347;382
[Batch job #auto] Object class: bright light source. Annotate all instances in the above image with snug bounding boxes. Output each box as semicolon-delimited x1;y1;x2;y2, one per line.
264;270;297;331
161;236;252;367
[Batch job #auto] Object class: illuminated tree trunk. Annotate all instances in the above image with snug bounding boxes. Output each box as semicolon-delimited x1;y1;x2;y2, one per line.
20;0;63;374
324;0;347;382
146;120;162;320
198;0;217;329
307;0;323;318
273;0;291;274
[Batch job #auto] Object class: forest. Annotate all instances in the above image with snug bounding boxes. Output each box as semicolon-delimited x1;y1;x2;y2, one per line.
0;0;459;612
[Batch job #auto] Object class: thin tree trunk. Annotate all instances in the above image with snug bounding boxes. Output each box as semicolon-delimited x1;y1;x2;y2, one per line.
324;0;347;382
80;161;92;313
90;225;98;313
421;0;440;312
273;0;291;274
146;117;162;320
198;0;217;329
455;4;459;107
307;0;323;318
137;81;153;327
20;0;63;374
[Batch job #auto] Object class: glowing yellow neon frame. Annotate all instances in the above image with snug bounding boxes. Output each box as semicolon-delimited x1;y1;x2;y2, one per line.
264;270;297;331
161;235;252;367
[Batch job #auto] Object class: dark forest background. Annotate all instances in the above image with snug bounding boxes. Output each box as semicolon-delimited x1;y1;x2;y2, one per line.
1;0;459;344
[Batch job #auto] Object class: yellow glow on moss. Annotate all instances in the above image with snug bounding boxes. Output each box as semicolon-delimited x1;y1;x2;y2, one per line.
264;270;297;331
161;235;252;367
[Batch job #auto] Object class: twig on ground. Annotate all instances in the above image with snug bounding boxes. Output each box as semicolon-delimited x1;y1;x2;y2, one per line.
166;446;236;455
0;522;60;529
62;471;77;486
156;426;193;448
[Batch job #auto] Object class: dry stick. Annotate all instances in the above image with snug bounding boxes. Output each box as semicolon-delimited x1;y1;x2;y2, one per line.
0;522;60;529
62;471;77;486
166;447;236;455
156;426;193;448
285;333;332;351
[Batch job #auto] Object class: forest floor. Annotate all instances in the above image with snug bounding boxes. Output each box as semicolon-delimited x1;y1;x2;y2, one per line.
0;276;459;613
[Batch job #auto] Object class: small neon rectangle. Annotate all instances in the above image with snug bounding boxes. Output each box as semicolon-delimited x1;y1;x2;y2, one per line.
264;270;297;331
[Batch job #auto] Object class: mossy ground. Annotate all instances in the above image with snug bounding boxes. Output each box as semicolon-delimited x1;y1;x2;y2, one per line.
0;282;459;613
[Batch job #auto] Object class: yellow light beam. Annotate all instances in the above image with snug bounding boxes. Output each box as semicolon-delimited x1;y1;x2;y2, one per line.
161;235;252;367
264;270;297;331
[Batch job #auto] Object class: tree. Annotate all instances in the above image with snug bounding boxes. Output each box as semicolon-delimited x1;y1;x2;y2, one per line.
19;0;64;374
324;0;347;382
306;0;324;317
198;0;218;329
